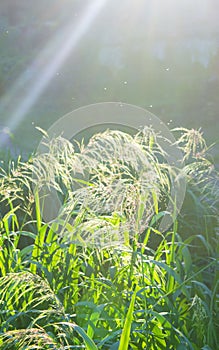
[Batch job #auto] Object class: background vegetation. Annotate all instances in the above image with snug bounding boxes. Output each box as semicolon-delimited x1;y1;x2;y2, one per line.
0;0;219;164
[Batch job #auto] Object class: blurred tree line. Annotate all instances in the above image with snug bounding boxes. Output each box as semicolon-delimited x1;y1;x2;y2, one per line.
0;0;218;163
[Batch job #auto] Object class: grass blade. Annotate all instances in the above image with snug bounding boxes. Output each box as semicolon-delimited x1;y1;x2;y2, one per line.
58;322;98;350
118;291;136;350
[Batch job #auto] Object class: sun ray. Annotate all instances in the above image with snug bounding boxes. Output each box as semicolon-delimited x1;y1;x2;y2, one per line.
0;0;108;146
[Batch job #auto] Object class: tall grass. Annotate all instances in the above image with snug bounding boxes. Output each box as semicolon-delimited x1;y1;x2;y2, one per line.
0;127;218;349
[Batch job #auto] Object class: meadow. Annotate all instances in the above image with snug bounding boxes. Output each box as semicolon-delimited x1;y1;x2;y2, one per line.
0;127;218;349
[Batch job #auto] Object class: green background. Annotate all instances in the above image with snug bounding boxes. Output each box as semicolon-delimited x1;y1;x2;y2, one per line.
0;0;218;162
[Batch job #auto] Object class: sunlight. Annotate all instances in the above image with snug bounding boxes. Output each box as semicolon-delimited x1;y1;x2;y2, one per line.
0;0;107;144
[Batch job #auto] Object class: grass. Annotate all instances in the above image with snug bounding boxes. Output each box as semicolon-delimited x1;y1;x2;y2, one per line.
0;127;218;349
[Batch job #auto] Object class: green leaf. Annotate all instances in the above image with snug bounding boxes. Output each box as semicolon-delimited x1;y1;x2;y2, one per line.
58;322;98;350
118;291;136;350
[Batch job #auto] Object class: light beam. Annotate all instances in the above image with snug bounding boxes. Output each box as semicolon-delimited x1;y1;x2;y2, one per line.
0;0;107;145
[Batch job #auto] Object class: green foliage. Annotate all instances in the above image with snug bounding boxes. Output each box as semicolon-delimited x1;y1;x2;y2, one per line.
0;128;218;349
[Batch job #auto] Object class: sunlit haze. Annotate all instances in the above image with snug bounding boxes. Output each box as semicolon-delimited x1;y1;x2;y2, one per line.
0;0;218;161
